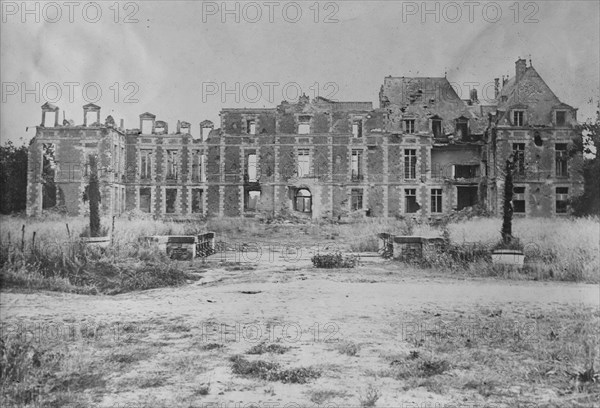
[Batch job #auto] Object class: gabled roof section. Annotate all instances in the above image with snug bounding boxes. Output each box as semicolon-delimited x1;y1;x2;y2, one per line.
494;64;573;126
83;103;101;110
139;112;156;118
380;76;486;135
41;102;59;111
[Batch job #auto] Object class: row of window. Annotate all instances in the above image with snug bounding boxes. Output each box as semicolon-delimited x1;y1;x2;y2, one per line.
137;148;482;182
512;186;570;214
138;143;570;183
232;117;457;138
137;185;570;215
512;143;569;177
512;110;568;127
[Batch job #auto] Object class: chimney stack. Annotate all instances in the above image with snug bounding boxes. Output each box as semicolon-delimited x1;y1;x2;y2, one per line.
515;58;527;82
494;78;499;98
470;88;478;103
120;119;124;129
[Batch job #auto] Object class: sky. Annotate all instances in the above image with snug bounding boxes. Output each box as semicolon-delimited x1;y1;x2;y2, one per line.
1;0;599;144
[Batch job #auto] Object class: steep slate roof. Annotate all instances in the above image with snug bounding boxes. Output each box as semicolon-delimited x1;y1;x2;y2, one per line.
380;76;486;135
495;65;574;126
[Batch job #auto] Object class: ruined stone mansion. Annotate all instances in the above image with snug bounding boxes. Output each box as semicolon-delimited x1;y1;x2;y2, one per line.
26;58;583;219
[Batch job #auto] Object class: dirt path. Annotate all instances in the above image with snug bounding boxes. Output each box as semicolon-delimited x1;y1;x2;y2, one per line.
2;265;597;322
2;262;599;407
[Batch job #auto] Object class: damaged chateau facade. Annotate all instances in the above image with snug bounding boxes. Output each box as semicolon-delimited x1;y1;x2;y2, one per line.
27;58;584;219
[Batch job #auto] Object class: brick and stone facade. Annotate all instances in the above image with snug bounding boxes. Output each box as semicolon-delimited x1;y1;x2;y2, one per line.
26;59;584;219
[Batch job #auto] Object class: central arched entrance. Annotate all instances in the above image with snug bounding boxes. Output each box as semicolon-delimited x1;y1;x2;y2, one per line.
294;188;312;213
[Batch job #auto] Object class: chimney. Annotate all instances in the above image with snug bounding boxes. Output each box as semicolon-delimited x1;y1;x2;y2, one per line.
494;78;500;98
120;119;124;129
515;58;527;82
470;88;478;103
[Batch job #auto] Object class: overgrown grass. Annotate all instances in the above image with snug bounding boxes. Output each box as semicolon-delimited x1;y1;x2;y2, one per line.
0;216;193;294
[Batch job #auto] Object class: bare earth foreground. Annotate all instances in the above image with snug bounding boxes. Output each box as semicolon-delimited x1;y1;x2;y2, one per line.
2;253;599;407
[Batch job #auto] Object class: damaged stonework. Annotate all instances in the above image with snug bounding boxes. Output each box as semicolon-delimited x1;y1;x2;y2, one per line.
26;58;584;219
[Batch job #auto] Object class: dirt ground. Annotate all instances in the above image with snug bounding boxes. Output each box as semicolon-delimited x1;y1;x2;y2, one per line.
2;250;599;407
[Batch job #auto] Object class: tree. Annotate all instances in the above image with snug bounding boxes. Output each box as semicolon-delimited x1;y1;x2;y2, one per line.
0;141;28;214
571;113;600;216
501;157;514;244
87;155;101;237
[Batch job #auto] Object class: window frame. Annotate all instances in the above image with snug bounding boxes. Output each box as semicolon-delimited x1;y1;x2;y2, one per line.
513;110;525;127
404;149;417;180
430;189;443;213
512;186;526;214
555;187;569;214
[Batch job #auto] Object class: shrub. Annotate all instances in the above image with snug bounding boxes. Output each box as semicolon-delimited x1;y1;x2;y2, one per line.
312;252;359;268
229;355;320;383
247;343;290;355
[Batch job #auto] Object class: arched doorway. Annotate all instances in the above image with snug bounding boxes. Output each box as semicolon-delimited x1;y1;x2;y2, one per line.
295;188;312;213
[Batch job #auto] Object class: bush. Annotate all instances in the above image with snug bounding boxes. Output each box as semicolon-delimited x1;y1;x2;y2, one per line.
229;355;320;383
311;252;359;268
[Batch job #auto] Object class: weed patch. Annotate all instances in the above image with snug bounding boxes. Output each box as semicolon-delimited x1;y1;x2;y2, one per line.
229;355;320;384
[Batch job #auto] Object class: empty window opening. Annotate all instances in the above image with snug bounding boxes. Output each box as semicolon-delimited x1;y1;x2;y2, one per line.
555;143;568;177
297;149;310;177
191;188;203;214
165;189;177;214
140;188;152;213
191;151;205;182
513;186;526;213
513;110;524;126
432;119;442;139
42;143;56;209
245;189;261;211
351;189;363;211
298;116;311;134
534;131;543;147
431;189;442;213
456;119;468;139
295;188;312;213
513;143;525;175
201;126;211;141
141;119;153;135
404;149;417;180
456;186;478;210
85;111;98;127
246;153;257;182
404;119;416;134
43;111;57;127
247;120;256;135
352;120;363;138
166;150;178;180
351;150;363;181
405;188;420;213
555;187;569;213
140;150;152;180
454;164;479;179
556;111;566;126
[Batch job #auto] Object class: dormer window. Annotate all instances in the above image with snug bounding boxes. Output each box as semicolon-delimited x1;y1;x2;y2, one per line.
298;116;311;135
404;119;415;134
247;119;256;135
455;117;469;139
352;120;363;138
556;111;566;127
431;117;442;139
513;110;524;126
200;120;214;141
141;119;153;135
